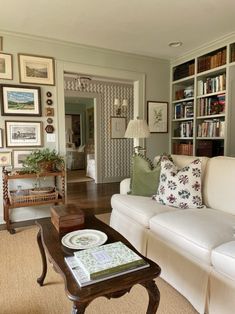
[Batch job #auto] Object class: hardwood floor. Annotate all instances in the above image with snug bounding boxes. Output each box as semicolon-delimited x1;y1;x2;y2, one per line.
67;181;120;215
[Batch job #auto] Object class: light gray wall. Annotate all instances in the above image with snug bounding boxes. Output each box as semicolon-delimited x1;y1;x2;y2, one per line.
0;31;170;224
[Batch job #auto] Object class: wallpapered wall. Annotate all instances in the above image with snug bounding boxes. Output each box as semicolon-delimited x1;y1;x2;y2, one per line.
64;77;134;181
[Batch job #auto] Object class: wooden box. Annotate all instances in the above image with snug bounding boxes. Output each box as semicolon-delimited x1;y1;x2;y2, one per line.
51;204;85;234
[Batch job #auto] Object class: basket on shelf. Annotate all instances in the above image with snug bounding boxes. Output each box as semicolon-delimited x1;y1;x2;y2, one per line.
9;188;59;205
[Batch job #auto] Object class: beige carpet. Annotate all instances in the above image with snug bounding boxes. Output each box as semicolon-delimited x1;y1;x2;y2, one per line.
0;214;198;314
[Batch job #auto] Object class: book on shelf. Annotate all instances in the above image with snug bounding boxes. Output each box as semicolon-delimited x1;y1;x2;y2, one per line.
73;241;149;281
65;255;149;287
173;142;193;156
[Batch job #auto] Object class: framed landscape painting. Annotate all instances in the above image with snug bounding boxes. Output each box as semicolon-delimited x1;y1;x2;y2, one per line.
1;84;41;116
5;121;43;147
18;54;55;85
13;149;33;169
147;101;168;133
0;53;13;80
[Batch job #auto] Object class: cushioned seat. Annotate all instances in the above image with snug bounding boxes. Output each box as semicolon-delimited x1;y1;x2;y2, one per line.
211;241;235;280
111;194;178;228
149;208;235;264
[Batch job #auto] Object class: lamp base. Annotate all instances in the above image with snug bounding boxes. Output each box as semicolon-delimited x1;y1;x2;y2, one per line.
134;146;146;155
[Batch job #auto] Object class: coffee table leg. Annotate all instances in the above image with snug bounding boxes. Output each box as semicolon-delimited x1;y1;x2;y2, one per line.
71;301;90;314
36;229;47;286
141;280;160;314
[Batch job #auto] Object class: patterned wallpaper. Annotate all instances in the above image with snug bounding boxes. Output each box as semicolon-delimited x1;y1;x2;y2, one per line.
64;77;134;182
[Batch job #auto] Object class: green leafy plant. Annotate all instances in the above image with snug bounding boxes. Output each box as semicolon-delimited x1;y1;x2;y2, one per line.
22;148;64;173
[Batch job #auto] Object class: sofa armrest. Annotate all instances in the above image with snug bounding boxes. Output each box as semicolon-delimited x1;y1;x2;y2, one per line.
120;178;131;195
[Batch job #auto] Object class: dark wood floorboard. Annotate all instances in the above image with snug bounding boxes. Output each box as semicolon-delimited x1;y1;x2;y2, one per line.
0;181;120;230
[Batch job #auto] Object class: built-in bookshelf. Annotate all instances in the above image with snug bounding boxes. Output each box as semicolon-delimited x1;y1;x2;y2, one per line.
170;39;235;157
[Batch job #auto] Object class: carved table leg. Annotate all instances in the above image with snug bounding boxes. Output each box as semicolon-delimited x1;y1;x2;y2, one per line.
71;301;90;314
141;280;160;314
37;229;47;286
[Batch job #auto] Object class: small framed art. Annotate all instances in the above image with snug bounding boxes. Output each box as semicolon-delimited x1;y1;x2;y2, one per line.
0;37;2;51
0;128;3;147
0;53;13;80
0;151;12;167
18;53;55;85
12;149;33;169
147;101;168;133
0;84;41;116
5;120;43;147
110;117;126;139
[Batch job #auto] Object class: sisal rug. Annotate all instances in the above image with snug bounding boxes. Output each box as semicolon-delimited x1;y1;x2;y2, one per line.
67;170;94;183
0;214;198;314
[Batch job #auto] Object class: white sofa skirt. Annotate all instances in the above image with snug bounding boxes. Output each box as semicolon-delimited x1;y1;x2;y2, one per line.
110;209;149;255
208;270;235;314
147;231;210;314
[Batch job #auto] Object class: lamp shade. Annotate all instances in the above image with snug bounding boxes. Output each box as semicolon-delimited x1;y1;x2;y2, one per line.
124;118;150;139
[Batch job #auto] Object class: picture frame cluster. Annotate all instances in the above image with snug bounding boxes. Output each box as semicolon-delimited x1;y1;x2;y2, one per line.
0;41;56;168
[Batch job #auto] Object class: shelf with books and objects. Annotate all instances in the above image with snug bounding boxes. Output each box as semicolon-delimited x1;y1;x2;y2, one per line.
170;38;235;157
173;59;195;81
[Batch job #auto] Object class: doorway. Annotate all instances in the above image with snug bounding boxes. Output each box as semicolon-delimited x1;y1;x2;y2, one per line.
64;96;95;184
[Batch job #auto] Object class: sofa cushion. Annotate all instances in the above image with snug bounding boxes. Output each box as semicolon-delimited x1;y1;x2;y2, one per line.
149;208;235;264
153;157;203;209
111;194;178;228
129;154;160;197
203;156;235;214
211;241;235;280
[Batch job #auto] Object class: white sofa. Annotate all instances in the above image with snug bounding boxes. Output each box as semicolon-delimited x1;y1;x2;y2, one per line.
110;155;235;314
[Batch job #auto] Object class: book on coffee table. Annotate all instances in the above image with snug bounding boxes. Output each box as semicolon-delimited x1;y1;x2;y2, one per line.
65;255;149;287
73;241;148;280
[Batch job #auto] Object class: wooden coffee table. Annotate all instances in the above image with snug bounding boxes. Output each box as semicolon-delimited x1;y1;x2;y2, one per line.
36;215;161;313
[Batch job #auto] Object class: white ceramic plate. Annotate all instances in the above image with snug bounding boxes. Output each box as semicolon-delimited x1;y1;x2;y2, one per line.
61;229;108;250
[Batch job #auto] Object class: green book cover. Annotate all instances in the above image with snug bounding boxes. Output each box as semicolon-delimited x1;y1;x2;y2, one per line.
74;241;147;280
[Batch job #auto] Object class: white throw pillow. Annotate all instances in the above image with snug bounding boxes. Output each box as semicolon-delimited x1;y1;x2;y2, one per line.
153;156;203;209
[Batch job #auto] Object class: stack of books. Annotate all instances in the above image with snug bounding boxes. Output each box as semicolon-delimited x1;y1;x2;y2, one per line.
65;241;149;287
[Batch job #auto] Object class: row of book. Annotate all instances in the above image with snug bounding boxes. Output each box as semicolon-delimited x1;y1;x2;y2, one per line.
197;120;225;138
197;94;225;116
197;48;226;73
173;142;193;156
174;121;193;138
173;61;195;81
197;74;226;95
174;102;194;119
65;241;149;287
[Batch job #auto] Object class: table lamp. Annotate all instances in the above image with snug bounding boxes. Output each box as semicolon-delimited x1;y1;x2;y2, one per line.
124;117;150;154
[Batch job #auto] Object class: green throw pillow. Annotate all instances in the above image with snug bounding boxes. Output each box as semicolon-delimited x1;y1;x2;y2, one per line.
129;154;161;197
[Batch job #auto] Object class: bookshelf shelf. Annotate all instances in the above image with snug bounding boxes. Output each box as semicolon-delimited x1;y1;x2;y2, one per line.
170;39;235;157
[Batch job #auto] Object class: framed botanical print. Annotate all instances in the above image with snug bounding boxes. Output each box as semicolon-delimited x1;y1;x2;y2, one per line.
18;54;55;85
111;117;126;139
0;151;12;167
0;53;13;80
0;128;3;147
147;101;168;133
5;120;43;147
1;84;41;116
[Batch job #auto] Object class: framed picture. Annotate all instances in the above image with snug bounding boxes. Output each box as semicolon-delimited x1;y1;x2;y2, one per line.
0;151;12;167
5;121;43;147
0;128;3;147
18;53;55;85
1;84;41;116
45;107;54;116
0;53;13;80
0;37;2;51
12;149;33;169
147;101;168;133
110;117;126;139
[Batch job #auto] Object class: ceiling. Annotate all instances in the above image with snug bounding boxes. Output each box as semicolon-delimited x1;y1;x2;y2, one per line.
1;0;235;59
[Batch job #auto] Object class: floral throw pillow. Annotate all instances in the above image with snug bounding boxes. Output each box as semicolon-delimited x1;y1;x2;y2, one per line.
153;156;203;209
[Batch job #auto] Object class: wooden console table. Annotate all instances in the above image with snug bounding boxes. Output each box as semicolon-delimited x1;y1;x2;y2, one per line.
2;168;65;234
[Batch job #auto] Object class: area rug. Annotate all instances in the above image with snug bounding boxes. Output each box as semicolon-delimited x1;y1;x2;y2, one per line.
0;215;197;314
67;169;94;183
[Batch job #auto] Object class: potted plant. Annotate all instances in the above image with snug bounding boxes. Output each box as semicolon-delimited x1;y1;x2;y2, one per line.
22;148;65;174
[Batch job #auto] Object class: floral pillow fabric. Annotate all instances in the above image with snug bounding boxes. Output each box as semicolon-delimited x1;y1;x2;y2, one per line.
153;156;203;209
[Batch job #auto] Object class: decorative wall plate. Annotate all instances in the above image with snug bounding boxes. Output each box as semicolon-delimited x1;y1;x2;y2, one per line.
45;107;54;116
46;91;52;97
46;99;53;105
45;125;54;133
47;118;53;124
61;229;108;250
